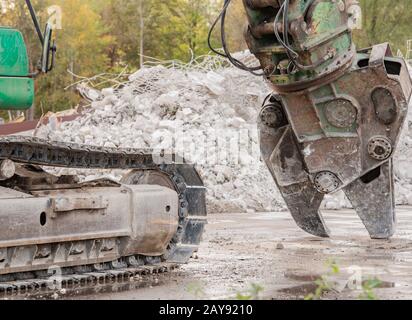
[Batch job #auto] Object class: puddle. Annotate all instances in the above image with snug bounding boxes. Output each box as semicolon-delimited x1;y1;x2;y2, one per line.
278;283;319;296
284;271;321;282
209;220;237;225
4;274;170;300
280;269;397;299
277;280;397;298
373;281;396;289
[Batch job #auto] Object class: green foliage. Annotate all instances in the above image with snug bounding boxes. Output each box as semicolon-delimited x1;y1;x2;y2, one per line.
0;0;221;116
354;0;412;53
34;0;112;116
305;260;383;300
359;278;382;300
305;260;340;300
0;0;411;118
186;282;206;299
1;0;113;116
101;0;221;67
235;283;264;300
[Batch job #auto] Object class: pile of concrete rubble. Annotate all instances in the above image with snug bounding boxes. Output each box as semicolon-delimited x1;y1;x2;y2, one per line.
36;57;412;213
37;56;285;213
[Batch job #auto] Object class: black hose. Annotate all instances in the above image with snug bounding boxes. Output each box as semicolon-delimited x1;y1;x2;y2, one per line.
208;0;326;75
208;0;264;76
25;0;44;46
207;0;231;58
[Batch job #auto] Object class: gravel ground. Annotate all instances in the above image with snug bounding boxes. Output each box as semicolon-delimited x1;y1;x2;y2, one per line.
63;206;412;300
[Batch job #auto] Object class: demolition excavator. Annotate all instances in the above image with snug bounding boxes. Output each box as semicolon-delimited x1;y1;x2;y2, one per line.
0;0;206;291
0;0;411;295
210;0;411;239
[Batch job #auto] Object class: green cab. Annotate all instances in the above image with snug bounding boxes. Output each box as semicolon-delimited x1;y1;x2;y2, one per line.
0;27;34;110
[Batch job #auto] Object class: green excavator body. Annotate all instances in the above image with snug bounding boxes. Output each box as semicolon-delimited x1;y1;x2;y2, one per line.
0;27;34;110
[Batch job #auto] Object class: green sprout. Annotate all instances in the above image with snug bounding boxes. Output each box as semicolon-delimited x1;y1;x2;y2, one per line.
359;278;382;300
305;260;340;300
235;283;264;300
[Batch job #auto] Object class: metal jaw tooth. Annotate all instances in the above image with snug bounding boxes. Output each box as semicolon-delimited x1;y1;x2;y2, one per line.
282;182;330;238
344;160;396;240
259;122;330;238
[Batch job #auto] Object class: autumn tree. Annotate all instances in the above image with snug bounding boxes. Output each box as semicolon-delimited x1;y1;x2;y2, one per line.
353;0;412;53
1;0;411;119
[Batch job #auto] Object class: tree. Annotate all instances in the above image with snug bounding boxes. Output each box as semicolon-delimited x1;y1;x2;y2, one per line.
2;0;411;119
354;0;412;53
102;0;222;67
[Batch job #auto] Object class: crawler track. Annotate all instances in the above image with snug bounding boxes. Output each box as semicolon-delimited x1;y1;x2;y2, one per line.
0;136;207;297
0;261;178;298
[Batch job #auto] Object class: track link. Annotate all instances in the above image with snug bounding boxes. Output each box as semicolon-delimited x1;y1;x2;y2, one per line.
0;261;178;298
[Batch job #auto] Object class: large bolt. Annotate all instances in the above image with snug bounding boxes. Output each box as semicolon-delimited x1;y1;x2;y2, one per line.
368;137;392;161
260;104;286;129
0;160;15;181
324;99;357;128
314;171;341;194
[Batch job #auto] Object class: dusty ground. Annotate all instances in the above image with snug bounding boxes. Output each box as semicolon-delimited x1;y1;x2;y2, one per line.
59;206;412;300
